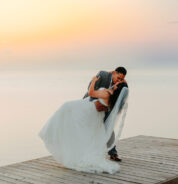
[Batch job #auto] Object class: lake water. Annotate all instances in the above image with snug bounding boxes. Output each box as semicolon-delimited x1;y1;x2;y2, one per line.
0;68;178;167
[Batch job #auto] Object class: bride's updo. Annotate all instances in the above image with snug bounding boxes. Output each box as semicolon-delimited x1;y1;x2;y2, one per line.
109;82;128;109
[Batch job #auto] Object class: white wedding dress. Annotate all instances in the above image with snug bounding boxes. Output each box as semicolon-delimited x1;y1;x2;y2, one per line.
38;87;128;174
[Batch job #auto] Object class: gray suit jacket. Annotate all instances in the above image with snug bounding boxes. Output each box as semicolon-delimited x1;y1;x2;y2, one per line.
83;71;112;101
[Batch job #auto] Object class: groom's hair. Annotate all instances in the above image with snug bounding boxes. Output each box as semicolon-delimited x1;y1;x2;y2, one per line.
109;82;128;109
115;67;127;75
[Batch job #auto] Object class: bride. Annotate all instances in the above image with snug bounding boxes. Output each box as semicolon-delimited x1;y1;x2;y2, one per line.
38;76;129;174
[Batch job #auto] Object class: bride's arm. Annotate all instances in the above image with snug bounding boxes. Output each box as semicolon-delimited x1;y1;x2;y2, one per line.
88;76;110;99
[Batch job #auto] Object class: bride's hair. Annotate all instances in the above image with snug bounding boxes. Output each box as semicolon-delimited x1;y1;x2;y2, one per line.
109;82;128;109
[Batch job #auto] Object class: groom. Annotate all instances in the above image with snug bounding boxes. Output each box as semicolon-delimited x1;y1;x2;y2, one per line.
83;66;127;162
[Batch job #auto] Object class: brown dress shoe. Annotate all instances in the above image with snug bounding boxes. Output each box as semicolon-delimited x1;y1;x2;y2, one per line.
110;154;122;162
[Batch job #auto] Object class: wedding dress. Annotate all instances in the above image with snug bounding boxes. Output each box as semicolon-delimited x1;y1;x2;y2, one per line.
38;87;128;174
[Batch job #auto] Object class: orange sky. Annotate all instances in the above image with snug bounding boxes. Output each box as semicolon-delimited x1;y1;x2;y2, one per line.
0;0;178;68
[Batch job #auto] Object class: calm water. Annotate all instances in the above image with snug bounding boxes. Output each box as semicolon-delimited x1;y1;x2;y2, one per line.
0;68;178;166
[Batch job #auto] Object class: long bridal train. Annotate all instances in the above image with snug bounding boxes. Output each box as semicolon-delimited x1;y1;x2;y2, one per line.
39;87;128;174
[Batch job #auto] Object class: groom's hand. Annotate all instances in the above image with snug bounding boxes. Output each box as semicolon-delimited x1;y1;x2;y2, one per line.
94;101;108;112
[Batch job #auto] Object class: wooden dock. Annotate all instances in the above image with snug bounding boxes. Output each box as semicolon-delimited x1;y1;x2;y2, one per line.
0;135;178;184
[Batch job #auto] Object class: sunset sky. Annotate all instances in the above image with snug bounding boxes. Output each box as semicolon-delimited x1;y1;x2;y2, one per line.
0;0;178;70
1;1;178;166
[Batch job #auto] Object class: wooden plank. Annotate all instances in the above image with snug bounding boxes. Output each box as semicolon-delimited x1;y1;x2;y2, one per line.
0;173;32;184
0;135;178;184
46;156;171;183
158;175;178;184
0;163;133;184
43;156;176;178
0;179;14;184
118;151;178;161
23;160;139;184
0;167;58;184
44;157;169;180
119;157;178;173
31;158;159;184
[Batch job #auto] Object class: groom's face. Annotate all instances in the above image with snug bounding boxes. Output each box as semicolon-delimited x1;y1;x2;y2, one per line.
112;72;125;84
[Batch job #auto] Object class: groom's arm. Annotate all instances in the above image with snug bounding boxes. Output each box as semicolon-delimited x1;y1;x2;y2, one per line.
87;71;103;90
83;71;105;99
83;71;108;111
90;73;108;112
